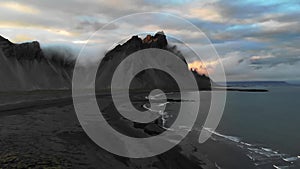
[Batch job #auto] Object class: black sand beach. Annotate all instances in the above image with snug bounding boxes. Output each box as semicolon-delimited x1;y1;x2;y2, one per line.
0;90;216;169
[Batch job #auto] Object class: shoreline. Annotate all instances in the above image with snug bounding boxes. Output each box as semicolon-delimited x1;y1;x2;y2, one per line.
0;86;268;112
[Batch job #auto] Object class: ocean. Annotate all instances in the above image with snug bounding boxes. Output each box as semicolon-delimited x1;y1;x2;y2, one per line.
194;86;300;169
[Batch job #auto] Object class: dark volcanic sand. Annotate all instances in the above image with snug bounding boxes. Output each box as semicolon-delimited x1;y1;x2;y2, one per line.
0;91;215;169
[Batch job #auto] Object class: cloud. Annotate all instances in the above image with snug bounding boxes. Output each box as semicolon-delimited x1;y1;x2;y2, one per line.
0;0;299;81
0;2;40;14
188;7;223;22
209;51;300;81
11;34;35;43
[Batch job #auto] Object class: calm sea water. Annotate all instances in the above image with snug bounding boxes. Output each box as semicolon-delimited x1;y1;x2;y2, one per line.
219;86;300;154
199;86;300;168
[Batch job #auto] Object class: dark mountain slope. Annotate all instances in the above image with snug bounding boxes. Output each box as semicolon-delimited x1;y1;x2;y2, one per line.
96;32;212;92
0;32;212;92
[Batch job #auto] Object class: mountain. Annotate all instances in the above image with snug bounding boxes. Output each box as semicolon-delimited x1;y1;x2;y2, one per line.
0;33;212;92
222;81;293;87
0;35;73;91
0;36;43;60
96;32;212;92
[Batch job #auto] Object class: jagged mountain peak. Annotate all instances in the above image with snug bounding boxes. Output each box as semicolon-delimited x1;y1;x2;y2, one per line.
0;35;14;48
0;35;44;60
124;32;168;49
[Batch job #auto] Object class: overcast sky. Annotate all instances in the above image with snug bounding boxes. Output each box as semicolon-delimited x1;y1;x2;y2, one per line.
0;0;299;81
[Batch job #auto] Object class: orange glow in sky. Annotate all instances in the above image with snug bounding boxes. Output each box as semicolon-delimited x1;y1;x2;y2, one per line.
188;61;209;76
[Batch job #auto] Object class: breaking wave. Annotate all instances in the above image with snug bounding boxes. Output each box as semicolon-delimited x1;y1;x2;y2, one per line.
202;127;300;168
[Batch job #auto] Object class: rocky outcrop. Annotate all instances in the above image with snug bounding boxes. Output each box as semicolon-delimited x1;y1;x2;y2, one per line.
0;36;44;61
142;31;168;48
191;70;212;90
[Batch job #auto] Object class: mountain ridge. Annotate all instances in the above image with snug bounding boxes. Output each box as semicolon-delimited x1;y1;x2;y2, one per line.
0;32;212;91
97;31;212;91
0;35;44;61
